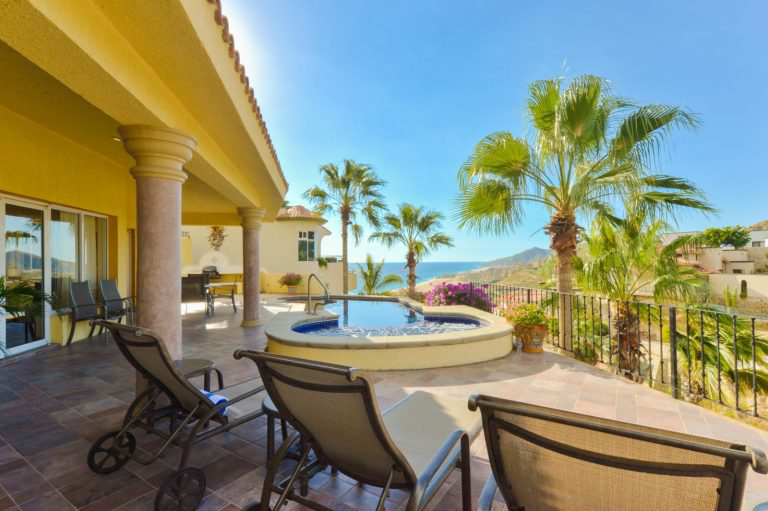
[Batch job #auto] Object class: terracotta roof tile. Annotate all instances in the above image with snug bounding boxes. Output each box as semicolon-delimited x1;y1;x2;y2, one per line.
277;205;324;221
206;0;287;189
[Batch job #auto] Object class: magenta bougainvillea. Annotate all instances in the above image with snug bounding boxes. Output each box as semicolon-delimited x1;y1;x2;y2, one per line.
424;282;493;311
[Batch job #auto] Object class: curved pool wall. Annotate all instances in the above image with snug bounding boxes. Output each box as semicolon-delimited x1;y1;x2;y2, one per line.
266;295;513;370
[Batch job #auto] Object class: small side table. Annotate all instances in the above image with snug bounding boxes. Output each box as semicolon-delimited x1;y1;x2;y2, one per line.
175;358;224;391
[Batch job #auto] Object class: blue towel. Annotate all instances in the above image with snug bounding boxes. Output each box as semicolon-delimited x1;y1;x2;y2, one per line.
201;390;228;415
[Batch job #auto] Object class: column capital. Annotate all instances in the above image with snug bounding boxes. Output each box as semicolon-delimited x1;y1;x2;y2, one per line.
118;125;197;182
237;207;266;229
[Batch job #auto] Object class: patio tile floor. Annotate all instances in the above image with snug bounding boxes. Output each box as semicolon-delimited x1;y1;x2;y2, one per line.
0;297;766;510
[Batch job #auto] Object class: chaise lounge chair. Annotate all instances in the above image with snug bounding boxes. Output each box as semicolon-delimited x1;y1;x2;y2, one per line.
235;350;482;511
469;394;768;511
87;321;267;511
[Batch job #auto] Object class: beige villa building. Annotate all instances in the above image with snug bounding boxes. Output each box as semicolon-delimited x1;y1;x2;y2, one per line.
662;229;768;299
0;0;289;357
182;205;355;294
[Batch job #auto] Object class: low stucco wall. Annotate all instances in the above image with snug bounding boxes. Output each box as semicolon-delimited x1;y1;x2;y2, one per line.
260;267;356;295
709;274;768;299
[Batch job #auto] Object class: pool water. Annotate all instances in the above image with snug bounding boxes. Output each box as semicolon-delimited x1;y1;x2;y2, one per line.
292;298;483;337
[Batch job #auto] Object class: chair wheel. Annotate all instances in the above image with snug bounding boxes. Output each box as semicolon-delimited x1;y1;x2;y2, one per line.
87;431;136;474
154;467;206;511
242;503;271;511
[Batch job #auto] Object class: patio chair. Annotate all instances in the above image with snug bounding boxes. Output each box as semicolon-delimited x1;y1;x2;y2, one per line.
209;274;238;313
234;350;482;511
66;281;102;345
181;273;213;315
98;279;134;325
87;321;267;511
469;394;768;511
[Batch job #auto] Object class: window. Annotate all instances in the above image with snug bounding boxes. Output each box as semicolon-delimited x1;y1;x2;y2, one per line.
49;210;108;307
733;269;743;274
83;215;108;298
51;210;79;309
298;231;315;261
753;241;764;247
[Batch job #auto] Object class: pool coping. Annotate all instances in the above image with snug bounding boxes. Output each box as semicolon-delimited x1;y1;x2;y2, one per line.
266;295;512;349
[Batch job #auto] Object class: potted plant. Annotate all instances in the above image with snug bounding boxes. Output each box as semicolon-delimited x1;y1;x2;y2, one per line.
504;303;548;353
0;277;52;359
278;273;303;295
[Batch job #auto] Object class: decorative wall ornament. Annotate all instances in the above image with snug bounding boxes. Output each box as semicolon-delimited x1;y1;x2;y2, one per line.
208;226;227;251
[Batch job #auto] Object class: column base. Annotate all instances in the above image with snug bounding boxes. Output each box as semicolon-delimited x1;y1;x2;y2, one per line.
241;319;263;327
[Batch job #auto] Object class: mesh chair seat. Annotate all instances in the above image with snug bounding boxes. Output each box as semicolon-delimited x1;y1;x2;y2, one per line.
236;351;479;511
88;321;267;510
383;391;481;480
471;394;768;511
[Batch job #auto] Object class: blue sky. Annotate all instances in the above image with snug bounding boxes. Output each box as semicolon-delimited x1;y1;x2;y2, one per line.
226;0;768;263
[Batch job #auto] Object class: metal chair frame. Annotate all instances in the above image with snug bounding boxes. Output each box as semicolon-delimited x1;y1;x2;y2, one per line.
235;350;473;511
98;279;135;326
470;394;768;511
88;321;266;510
67;281;103;345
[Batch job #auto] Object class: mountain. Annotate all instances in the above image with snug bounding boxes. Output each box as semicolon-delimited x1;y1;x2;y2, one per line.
485;247;552;267
748;220;768;231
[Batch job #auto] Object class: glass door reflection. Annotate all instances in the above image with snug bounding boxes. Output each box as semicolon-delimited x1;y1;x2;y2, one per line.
4;204;45;349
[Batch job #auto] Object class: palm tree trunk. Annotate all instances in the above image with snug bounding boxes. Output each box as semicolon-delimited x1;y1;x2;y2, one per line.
406;251;417;296
341;214;349;294
547;211;580;351
614;303;640;377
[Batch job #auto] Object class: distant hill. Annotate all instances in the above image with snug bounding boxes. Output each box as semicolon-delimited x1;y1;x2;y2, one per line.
748;220;768;231
486;247;551;267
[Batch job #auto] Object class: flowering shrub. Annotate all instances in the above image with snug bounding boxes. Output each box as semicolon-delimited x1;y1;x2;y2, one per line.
424;282;493;311
502;303;548;328
278;272;303;287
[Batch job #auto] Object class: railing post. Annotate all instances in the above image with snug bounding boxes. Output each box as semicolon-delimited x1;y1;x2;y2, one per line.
669;306;679;400
526;288;531;304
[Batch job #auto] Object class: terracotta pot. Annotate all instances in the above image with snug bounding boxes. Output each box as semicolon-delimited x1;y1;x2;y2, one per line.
287;285;298;295
515;324;547;353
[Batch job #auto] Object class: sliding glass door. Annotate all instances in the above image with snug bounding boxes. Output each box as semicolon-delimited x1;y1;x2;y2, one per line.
1;194;108;355
2;201;48;353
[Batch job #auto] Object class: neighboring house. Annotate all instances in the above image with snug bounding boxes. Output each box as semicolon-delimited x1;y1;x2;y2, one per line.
0;1;287;354
182;205;355;293
662;225;768;299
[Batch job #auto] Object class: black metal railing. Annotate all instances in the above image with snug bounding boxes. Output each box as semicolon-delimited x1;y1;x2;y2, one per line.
468;282;768;421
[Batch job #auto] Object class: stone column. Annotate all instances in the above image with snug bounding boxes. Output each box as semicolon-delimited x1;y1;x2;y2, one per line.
119;125;197;360
237;207;265;327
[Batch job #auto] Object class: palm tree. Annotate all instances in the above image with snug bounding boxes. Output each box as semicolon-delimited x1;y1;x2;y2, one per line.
674;307;768;408
575;213;706;373
456;74;713;346
370;203;453;295
356;254;403;295
304;160;387;293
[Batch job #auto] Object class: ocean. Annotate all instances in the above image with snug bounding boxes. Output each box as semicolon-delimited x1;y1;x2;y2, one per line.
348;261;485;293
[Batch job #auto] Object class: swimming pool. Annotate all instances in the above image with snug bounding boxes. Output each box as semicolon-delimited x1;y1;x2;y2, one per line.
291;298;483;337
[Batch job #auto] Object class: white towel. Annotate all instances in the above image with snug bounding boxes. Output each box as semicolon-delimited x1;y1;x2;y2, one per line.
201;390;228;415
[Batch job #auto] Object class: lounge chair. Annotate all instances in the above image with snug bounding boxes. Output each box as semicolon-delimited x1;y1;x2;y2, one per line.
98;279;134;325
469;394;768;511
87;321;266;511
67;281;102;345
234;350;482;511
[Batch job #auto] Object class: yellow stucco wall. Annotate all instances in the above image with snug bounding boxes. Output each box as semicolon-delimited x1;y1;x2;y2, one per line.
260;270;357;295
0;105;136;343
